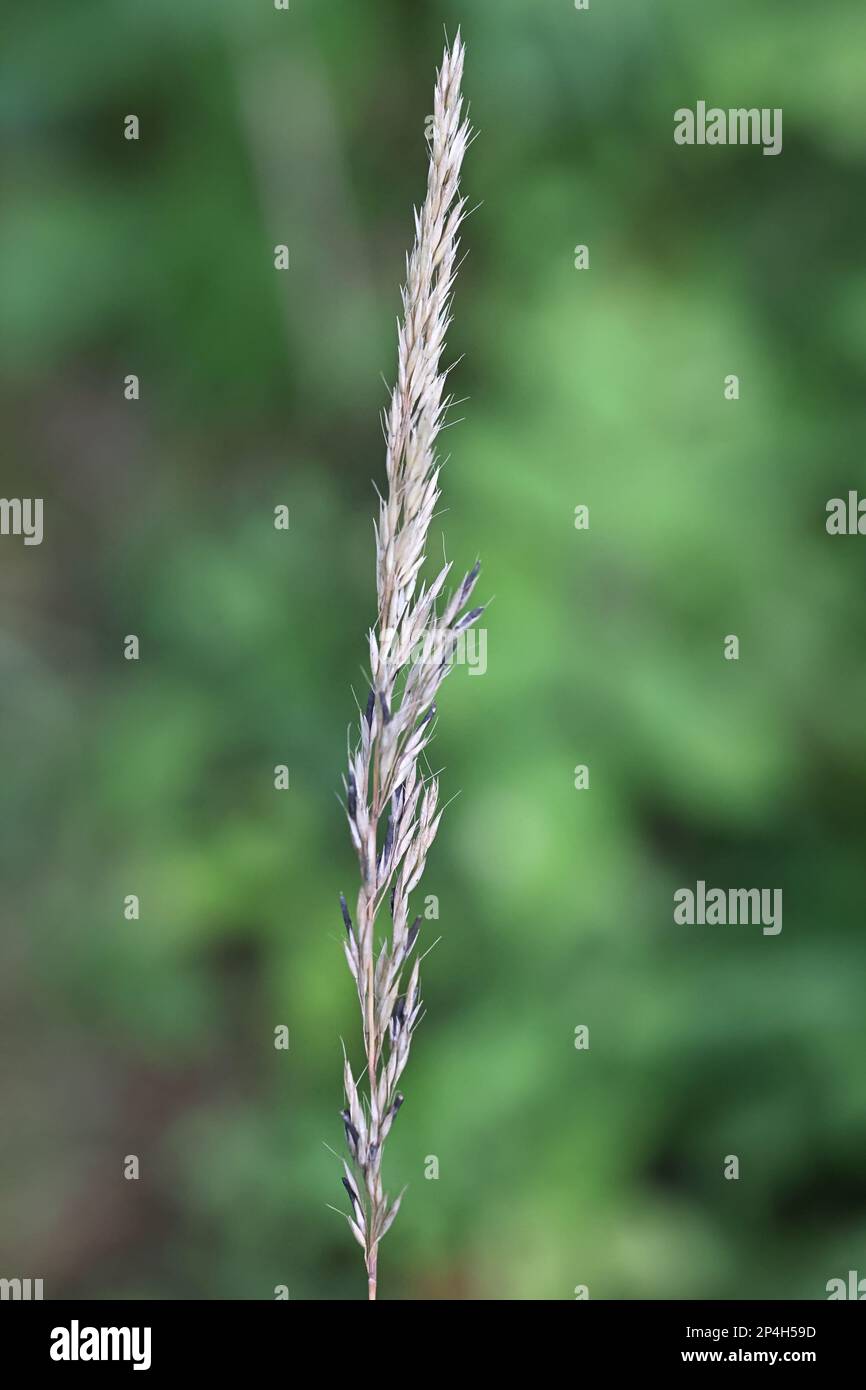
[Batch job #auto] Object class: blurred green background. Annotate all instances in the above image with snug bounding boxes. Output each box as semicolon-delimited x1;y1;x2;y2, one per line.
2;0;865;1300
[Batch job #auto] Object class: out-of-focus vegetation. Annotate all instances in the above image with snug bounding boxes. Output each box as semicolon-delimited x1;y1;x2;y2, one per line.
1;0;865;1299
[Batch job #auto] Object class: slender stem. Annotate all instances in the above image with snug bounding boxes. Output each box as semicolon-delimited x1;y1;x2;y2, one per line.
367;733;382;1074
367;1250;377;1301
366;952;376;1074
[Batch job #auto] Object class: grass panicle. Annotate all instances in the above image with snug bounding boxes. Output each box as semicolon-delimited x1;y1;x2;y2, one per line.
336;31;478;1301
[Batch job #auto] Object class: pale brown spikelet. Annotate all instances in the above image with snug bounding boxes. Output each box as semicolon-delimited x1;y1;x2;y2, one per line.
336;31;479;1301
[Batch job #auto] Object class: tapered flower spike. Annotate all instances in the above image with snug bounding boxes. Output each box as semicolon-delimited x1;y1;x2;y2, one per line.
336;31;480;1301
